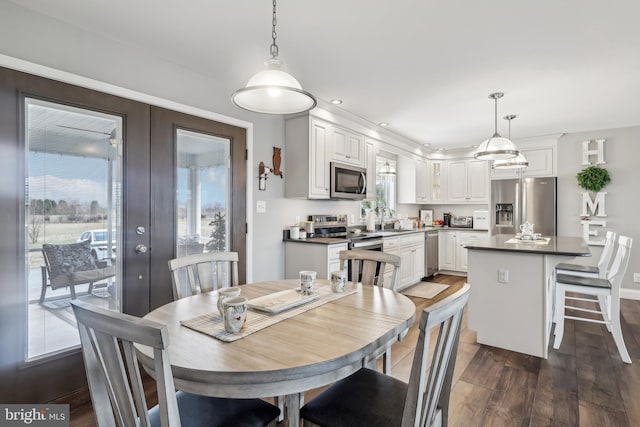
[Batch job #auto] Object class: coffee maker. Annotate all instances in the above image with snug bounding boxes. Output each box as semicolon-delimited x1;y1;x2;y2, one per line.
443;212;451;227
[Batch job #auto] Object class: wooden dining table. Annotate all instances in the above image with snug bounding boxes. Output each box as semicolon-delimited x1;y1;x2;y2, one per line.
135;279;416;426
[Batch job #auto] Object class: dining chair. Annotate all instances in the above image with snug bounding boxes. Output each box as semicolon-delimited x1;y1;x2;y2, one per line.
339;249;401;291
553;235;633;363
556;230;616;278
71;299;280;427
300;283;470;427
168;251;239;300
339;249;402;374
40;240;115;305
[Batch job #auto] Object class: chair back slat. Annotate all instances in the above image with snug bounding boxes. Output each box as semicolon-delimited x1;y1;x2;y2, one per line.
71;300;181;427
339;250;401;290
607;236;633;314
402;283;470;427
168;252;239;299
597;231;617;278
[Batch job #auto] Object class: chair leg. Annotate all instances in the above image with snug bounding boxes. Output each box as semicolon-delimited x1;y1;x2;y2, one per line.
597;294;612;332
610;314;632;364
69;285;77;300
39;266;49;304
382;349;392;375
275;396;284;422
553;287;565;349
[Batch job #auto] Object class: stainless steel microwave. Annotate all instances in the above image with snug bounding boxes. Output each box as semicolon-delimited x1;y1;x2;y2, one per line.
330;162;367;200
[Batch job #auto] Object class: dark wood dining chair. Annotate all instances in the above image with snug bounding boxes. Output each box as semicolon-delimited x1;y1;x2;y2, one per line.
300;283;470;427
340;249;402;373
71;299;280;427
168;251;239;300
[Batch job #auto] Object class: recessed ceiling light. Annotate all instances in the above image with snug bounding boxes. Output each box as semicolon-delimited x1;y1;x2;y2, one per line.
330;99;343;105
423;143;431;147
379;122;389;127
471;145;479;148
437;148;445;151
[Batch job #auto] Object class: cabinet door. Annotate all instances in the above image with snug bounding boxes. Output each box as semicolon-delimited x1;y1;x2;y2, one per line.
397;156;417;204
399;246;414;287
439;231;457;270
522;148;554;177
458;232;483;271
309;120;330;198
413;243;425;281
467;160;488;202
365;139;376;200
427;160;446;203
331;126;363;166
447;160;468;202
416;159;429;203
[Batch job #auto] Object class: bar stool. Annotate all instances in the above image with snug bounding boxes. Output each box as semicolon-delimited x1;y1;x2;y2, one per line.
556;230;616;278
553;235;633;363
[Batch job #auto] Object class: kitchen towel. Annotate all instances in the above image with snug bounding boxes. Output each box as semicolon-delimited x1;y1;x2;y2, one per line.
402;282;450;299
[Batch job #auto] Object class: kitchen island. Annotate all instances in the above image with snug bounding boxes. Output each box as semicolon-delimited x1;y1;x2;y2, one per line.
465;236;590;358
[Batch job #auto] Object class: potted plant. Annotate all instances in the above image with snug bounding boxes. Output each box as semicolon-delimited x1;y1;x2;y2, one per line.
576;165;611;192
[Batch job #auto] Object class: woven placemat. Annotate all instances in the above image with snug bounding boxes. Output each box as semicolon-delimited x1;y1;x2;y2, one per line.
181;284;359;342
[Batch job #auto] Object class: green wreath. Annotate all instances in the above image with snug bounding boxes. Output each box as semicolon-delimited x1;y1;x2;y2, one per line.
576;165;611;192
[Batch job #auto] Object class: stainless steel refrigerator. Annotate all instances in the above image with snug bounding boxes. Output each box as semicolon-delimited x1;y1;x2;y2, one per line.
491;177;557;236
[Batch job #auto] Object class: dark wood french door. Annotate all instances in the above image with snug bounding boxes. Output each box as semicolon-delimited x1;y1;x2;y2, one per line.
0;67;246;403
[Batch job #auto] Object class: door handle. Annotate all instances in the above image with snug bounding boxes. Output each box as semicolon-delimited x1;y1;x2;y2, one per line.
135;244;148;254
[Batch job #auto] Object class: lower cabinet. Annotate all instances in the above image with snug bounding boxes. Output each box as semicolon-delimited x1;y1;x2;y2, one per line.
438;230;486;272
285;242;348;280
397;233;425;290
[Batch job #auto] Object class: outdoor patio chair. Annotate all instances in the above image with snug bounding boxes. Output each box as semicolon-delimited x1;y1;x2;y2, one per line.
40;240;115;306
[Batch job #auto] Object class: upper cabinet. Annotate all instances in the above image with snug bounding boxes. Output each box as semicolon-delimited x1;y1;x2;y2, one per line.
447;159;489;203
491;138;558;179
364;139;377;200
426;160;446;203
397;156;418;204
330;126;364;166
285;116;331;199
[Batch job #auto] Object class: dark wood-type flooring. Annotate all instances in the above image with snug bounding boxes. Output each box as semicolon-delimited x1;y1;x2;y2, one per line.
59;275;640;426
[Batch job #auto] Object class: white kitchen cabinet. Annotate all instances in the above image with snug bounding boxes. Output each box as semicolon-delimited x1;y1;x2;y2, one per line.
426;160;446;203
438;230;487;272
285;116;331;199
439;231;458;271
364;139;377;200
397;232;425;289
330;125;364;166
285;241;348;280
446;159;488;203
398;156;430;204
491;141;557;179
382;236;400;286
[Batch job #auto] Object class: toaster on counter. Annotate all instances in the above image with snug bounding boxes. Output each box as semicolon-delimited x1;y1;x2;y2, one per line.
450;216;473;228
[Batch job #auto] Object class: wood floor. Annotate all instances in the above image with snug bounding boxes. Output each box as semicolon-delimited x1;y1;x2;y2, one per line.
61;274;640;426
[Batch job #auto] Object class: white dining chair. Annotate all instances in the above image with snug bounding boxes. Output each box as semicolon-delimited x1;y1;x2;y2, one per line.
556;230;616;278
339;249;402;374
300;283;469;427
70;299;280;426
168;251;239;300
553;235;633;363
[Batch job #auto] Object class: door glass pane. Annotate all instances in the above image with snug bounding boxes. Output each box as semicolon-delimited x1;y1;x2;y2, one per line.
176;129;230;257
25;98;122;361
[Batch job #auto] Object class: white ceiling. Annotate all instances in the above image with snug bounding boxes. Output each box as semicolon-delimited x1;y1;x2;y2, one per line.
10;0;640;149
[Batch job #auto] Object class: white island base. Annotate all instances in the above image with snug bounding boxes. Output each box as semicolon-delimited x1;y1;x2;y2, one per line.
466;236;590;359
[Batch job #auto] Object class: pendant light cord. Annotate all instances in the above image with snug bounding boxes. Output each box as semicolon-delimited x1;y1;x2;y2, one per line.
270;0;279;58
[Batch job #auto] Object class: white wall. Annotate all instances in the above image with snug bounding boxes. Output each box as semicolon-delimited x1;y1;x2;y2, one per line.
557;126;640;291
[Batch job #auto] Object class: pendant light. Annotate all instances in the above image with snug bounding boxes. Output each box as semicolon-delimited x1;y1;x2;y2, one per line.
474;92;519;160
231;0;316;115
378;160;396;176
493;115;529;169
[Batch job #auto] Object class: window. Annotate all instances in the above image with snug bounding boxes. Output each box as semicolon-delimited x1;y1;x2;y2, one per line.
360;156;396;220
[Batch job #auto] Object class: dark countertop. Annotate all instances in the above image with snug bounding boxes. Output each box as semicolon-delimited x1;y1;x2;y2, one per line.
464;235;591;257
283;227;489;245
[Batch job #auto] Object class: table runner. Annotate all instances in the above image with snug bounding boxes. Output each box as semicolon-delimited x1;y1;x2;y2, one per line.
180;284;359;342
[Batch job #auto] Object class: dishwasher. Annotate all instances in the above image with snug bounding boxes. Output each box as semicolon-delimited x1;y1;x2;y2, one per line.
425;230;439;278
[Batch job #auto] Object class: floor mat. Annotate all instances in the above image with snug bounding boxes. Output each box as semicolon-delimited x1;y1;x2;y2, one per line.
402;282;450;299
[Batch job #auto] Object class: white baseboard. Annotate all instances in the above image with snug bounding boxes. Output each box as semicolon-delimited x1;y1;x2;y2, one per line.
621;288;640;300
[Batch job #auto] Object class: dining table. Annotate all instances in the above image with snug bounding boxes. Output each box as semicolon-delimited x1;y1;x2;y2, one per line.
135;279;416;426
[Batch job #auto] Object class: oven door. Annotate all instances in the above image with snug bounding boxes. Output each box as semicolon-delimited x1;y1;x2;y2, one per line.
330;162;366;200
347;238;383;282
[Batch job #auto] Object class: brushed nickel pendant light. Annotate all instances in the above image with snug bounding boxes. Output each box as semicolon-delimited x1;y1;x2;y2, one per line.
378;160;396;176
474;92;519;161
231;0;316;114
493;115;529;169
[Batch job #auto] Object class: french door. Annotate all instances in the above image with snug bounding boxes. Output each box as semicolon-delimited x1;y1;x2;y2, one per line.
0;67;246;403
